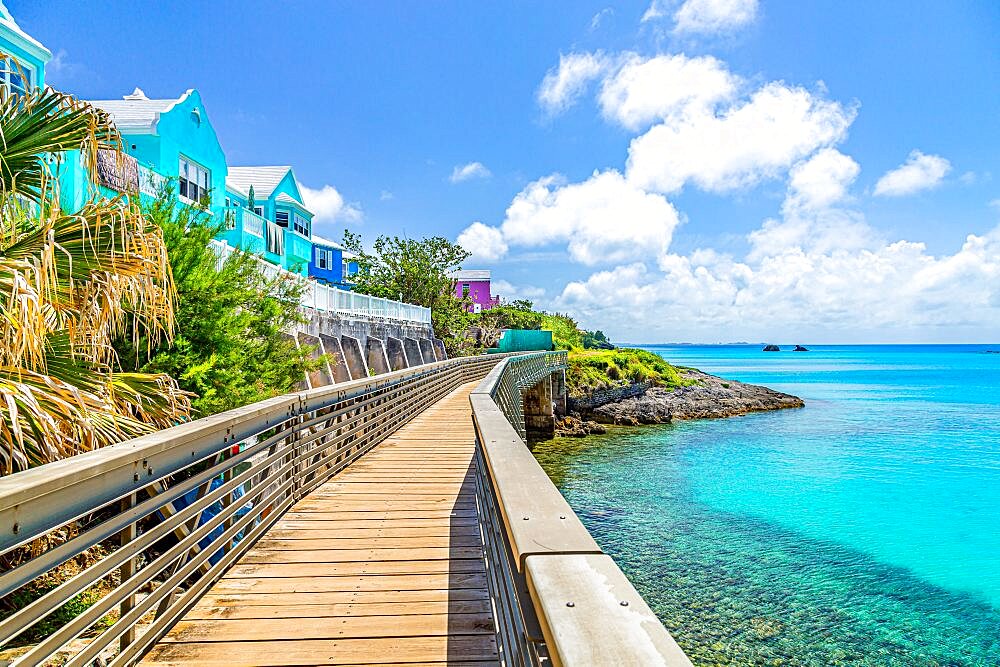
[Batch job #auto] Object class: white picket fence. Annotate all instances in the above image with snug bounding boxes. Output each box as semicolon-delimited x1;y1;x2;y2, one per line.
208;240;432;324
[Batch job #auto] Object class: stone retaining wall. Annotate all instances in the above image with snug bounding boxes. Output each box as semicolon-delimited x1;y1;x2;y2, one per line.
568;381;652;412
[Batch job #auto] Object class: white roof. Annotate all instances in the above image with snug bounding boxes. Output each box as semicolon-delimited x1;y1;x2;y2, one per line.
311;235;344;250
275;192;310;210
0;2;51;61
226;166;292;201
452;270;491;281
88;88;193;132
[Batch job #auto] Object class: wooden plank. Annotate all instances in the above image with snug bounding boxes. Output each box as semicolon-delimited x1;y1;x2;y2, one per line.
184;599;493;620
240;547;484;563
224;559;485;578
266;525;482;539
279;511;479;522
210;572;487;594
143;636;498;665
161;613;495;642
275;512;479;530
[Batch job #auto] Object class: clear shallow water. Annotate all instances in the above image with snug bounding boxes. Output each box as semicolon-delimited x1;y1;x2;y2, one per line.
533;345;1000;665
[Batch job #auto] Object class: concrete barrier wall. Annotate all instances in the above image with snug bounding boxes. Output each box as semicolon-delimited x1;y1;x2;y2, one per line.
385;337;408;371
319;333;352;383
418;339;436;365
341;335;369;379
365;338;391;375
297;333;334;388
403;337;424;366
432;338;448;361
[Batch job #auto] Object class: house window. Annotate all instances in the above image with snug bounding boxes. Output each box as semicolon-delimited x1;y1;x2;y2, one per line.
275;211;289;227
461;283;470;298
316;248;333;270
342;260;349;277
0;59;33;97
292;212;310;237
253;206;263;217
178;156;210;203
225;197;231;207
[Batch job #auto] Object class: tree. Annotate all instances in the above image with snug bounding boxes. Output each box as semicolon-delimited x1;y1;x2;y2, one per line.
0;76;189;473
475;304;543;348
342;231;469;310
582;329;615;350
341;231;476;355
115;189;317;417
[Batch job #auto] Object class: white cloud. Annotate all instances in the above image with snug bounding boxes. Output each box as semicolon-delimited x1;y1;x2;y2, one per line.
559;224;1000;343
784;148;860;214
456;170;680;267
500;170;681;265
874;150;951;197
457;221;508;261
449;161;492;183
537;52;608;115
491;279;546;303
673;0;759;35
298;183;363;225
598;53;740;131
627;82;856;194
641;1;669;23
590;7;614;31
379;190;394;201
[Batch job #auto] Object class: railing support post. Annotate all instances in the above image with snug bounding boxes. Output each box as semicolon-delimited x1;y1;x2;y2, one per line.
118;493;137;653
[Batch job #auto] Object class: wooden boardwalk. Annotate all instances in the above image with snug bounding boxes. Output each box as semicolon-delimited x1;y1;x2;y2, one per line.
142;382;497;666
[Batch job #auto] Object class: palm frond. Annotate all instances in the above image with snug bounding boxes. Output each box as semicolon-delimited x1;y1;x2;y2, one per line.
0;64;190;473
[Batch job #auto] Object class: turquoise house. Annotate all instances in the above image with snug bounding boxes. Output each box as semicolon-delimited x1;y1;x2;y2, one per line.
0;2;49;95
225;167;314;276
55;88;230;218
1;3;319;280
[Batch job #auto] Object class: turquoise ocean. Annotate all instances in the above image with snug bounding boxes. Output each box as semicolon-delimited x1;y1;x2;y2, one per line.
532;345;1000;665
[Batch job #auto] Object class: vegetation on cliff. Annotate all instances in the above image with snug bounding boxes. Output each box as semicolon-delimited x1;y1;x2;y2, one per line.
567;349;694;397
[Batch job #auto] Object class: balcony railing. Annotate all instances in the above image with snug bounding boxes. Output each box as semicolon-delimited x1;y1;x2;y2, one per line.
232;207;265;238
208;240;431;324
137;164;165;197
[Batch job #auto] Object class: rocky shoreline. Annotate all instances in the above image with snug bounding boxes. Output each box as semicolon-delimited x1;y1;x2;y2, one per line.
556;368;804;436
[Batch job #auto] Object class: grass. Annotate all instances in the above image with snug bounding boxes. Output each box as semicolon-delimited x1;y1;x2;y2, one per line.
566;348;695;397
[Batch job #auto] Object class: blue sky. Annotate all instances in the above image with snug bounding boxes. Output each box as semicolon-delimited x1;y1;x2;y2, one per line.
18;0;1000;343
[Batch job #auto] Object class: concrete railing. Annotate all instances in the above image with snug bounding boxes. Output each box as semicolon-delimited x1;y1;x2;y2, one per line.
208;240;432;324
470;351;693;666
0;354;506;666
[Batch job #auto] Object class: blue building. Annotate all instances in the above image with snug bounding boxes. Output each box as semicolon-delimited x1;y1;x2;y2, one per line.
309;235;360;289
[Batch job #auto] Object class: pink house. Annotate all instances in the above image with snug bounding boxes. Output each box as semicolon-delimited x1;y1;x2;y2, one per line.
453;270;500;313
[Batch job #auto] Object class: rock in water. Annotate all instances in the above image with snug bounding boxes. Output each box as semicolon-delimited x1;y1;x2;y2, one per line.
589;368;804;424
793;345;809;351
763;344;781;352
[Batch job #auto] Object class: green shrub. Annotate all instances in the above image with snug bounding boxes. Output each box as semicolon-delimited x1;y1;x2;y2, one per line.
566;348;693;397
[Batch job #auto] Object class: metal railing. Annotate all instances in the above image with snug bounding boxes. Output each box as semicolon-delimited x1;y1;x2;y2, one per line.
0;354;504;666
207;240;432;324
471;351;693;666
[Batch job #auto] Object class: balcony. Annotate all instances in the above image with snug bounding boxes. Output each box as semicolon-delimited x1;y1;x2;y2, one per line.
232;207;265;238
284;230;312;275
217;207;268;257
137;164;165;197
